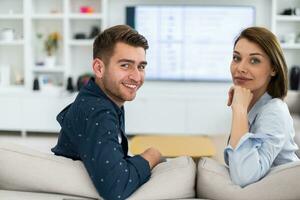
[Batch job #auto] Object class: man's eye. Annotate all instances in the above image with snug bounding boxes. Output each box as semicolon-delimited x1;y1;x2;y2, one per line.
250;58;260;64
121;63;129;68
138;64;146;70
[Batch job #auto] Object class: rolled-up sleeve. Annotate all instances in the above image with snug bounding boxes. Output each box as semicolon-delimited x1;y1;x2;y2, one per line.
74;108;151;200
224;105;286;187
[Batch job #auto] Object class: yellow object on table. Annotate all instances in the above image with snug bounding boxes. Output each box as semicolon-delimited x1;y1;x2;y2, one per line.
130;135;216;158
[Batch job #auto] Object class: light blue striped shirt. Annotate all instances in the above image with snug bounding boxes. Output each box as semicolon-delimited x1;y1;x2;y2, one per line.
224;92;299;187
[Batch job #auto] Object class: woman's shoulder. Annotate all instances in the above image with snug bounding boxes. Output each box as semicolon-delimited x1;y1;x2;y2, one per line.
260;97;291;119
265;97;288;109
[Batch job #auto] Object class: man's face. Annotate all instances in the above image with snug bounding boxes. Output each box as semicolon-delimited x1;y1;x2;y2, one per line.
100;42;147;107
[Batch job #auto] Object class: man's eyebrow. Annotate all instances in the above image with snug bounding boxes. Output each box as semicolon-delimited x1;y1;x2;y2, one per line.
140;61;147;65
118;59;148;65
117;59;135;64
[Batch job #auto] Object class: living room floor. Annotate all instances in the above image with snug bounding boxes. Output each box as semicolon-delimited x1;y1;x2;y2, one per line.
0;131;228;164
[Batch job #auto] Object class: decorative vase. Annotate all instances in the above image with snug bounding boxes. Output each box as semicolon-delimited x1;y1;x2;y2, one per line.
44;55;56;68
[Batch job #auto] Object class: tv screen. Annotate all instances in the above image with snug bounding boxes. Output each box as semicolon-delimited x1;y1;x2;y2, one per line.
126;5;255;81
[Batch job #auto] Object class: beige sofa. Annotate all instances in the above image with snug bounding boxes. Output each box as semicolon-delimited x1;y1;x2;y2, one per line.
0;142;197;200
1;139;300;200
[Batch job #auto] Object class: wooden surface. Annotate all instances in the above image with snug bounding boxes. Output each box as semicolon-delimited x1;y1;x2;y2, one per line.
130;135;216;158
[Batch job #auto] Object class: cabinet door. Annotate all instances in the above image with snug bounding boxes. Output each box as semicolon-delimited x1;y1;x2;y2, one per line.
0;96;22;130
21;95;68;132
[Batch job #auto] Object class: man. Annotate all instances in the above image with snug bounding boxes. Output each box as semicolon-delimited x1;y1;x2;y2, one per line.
52;25;162;200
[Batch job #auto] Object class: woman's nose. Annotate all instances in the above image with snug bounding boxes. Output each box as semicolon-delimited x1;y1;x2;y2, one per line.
236;62;248;73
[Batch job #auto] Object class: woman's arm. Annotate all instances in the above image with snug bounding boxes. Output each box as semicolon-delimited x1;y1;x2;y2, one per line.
225;97;288;187
228;86;253;149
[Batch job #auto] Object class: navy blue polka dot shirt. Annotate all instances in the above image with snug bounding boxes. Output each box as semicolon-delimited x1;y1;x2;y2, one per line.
52;78;151;200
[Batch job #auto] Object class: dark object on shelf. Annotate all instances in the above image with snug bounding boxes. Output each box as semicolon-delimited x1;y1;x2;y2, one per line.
74;33;86;39
33;78;40;90
89;26;100;39
290;66;300;90
66;77;74;92
77;73;94;91
281;8;295;15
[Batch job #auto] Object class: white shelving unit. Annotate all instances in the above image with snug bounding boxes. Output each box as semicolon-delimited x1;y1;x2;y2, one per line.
0;0;107;134
272;0;300;68
0;0;25;90
0;0;107;91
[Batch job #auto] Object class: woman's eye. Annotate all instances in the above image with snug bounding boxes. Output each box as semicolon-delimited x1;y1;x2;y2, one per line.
232;55;240;62
250;58;260;64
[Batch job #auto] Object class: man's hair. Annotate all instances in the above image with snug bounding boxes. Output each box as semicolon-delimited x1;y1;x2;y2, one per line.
93;25;149;64
234;27;288;99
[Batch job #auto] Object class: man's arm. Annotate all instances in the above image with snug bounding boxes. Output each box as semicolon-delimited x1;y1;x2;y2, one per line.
75;109;151;200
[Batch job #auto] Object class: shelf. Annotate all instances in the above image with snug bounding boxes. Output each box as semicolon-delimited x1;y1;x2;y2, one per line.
68;13;103;19
281;43;300;49
276;15;300;21
32;67;65;73
0;40;24;46
31;14;64;19
0;85;25;93
0;14;24;19
69;39;94;46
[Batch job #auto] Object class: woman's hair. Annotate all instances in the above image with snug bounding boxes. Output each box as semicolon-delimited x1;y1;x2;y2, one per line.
233;27;288;99
93;25;149;65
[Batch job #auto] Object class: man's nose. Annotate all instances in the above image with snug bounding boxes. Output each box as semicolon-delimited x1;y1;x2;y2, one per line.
129;67;141;82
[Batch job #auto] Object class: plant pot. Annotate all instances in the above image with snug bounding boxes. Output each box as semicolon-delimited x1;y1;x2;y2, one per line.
44;56;56;68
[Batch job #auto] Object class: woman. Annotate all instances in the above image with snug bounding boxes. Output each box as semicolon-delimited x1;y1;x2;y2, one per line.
224;27;299;187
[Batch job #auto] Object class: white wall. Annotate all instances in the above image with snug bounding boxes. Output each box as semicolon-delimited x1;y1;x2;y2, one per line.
105;0;272;135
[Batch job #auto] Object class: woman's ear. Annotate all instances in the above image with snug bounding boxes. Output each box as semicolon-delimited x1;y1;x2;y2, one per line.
92;58;105;79
271;67;276;77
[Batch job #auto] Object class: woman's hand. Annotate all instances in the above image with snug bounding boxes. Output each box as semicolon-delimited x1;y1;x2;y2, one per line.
227;85;253;112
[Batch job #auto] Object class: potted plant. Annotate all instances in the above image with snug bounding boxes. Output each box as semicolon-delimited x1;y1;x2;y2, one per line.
44;32;61;67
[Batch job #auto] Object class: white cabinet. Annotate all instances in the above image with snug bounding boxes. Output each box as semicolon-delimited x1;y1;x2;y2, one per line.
272;0;300;68
0;96;23;130
0;0;107;91
22;93;75;132
0;91;76;133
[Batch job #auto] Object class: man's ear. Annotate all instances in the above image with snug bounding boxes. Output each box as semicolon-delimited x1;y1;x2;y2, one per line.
93;58;105;79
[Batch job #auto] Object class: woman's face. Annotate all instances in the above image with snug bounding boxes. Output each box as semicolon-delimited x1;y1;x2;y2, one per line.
230;38;276;98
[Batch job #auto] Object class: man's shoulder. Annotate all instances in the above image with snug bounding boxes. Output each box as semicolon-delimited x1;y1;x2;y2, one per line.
70;94;118;126
74;91;116;114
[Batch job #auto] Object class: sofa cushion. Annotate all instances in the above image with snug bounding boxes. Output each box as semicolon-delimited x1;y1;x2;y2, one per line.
0;142;100;199
0;142;196;200
0;190;201;200
128;156;196;200
0;190;94;200
197;157;300;200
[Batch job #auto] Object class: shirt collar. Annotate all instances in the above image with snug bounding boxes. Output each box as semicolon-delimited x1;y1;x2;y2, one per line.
85;77;124;116
248;92;272;125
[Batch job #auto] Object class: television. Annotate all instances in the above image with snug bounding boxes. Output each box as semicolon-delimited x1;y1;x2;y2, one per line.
126;5;255;81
